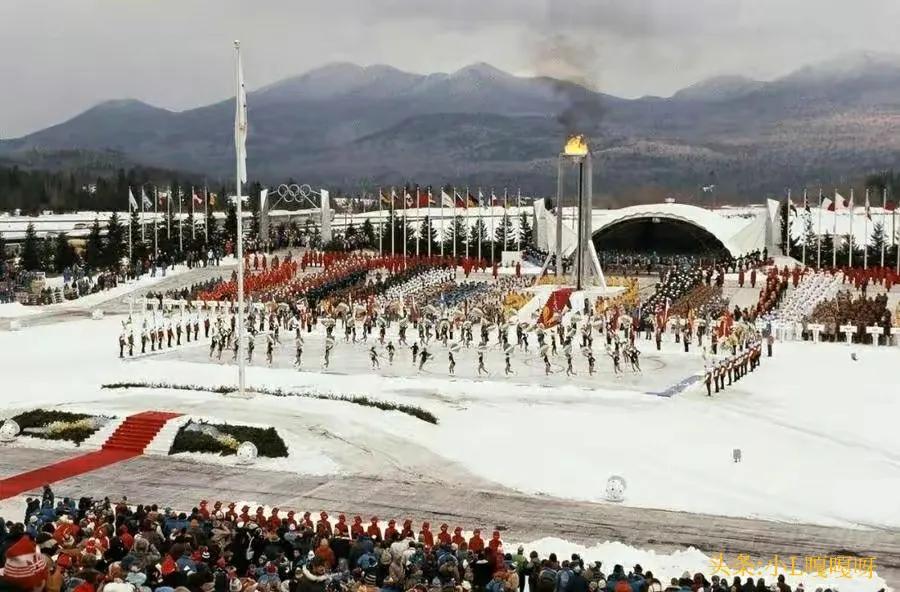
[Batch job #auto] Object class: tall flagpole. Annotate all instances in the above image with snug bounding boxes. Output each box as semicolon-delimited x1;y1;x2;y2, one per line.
864;187;870;270
234;39;249;398
439;187;444;257
516;188;522;251
477;188;483;263
127;187;133;264
503;188;509;251
452;188;458;260
832;188;838;269
378;187;383;256
465;186;470;260
178;186;183;254
391;187;396;256
403;190;408;262
154;186;159;258
415;189;420;259
166;188;171;242
427;188;432;257
801;188;807;266
784;188;791;256
140;187;146;242
816;188;823;268
881;187;887;268
204;185;209;243
489;190;496;264
191;185;196;241
848;188;854;268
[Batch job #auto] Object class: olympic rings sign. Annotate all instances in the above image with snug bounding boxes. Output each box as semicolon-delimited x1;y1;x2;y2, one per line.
275;183;317;203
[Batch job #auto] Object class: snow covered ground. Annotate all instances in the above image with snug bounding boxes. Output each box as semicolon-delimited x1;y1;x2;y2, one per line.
0;263;197;319
2;312;898;532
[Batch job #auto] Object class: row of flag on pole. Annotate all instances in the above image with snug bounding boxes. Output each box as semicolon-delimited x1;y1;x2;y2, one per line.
127;187;219;212
789;189;898;219
378;187;520;209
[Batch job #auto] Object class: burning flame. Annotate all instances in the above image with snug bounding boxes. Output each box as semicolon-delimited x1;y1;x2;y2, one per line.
563;134;589;157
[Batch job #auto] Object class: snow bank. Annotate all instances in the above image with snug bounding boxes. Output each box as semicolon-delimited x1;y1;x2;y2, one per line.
515;538;890;592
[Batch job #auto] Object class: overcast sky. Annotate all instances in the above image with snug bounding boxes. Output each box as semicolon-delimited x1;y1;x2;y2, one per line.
2;0;900;137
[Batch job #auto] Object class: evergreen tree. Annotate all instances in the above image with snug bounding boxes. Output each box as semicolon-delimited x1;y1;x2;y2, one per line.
837;233;860;267
868;221;887;265
53;233;78;273
449;215;467;257
0;231;7;264
518;211;533;248
469;218;489;260
361;218;375;249
20;223;41;271
105;212;126;268
343;222;360;249
161;198;176;257
128;208;144;259
820;233;835;268
418;216;437;255
224;204;238;245
40;235;55;273
184;209;196;252
800;214;816;267
85;218;105;270
495;213;515;251
205;206;219;249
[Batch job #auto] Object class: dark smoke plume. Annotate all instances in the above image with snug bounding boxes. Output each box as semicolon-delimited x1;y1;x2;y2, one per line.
531;34;605;137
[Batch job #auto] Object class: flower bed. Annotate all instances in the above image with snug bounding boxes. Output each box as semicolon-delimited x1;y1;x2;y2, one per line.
8;409;109;444
169;420;288;458
103;382;438;424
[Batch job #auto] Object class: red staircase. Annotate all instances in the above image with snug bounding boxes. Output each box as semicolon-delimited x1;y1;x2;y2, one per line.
0;411;181;500
103;411;181;453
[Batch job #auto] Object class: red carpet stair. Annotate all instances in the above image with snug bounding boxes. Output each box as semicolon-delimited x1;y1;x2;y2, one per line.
0;410;180;500
103;411;181;452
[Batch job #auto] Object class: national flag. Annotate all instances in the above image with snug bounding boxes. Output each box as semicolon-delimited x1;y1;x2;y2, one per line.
380;189;392;206
417;187;432;208
491;191;500;206
477;189;485;207
831;192;847;211
886;200;897;212
390;187;398;208
454;191;467;208
141;188;152;209
441;190;454;207
865;192;872;220
234;45;248;184
158;190;168;206
128;188;138;211
803;191;810;213
821;197;833;212
192;190;203;206
404;190;414;208
788;192;797;215
208;192;217;206
539;287;574;327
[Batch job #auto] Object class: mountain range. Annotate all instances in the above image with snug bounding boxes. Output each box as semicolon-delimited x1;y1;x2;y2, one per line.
4;51;900;202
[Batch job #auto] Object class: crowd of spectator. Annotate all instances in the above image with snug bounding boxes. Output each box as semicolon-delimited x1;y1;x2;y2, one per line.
2;487;829;592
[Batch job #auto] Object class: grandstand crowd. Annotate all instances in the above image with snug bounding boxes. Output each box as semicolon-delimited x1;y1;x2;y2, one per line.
1;487;829;592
